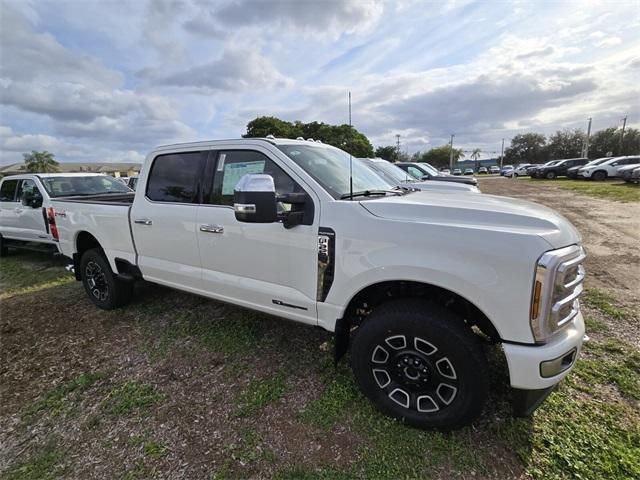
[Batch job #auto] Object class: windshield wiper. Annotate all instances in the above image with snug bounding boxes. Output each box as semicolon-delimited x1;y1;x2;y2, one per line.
340;189;401;200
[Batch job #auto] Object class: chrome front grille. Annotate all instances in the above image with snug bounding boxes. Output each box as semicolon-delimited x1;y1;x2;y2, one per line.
532;245;586;342
550;248;586;329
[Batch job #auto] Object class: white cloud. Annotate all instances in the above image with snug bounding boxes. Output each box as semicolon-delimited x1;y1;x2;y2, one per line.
594;36;622;48
156;48;292;92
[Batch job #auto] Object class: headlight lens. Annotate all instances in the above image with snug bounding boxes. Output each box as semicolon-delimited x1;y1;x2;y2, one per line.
530;245;586;343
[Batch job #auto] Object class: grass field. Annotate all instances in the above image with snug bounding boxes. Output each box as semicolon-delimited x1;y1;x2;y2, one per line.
1;250;639;480
523;178;640;202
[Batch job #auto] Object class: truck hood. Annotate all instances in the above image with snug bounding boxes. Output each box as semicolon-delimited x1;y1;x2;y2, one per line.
359;191;581;249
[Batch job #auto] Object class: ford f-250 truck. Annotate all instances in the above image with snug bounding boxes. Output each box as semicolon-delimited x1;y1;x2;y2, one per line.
50;138;586;429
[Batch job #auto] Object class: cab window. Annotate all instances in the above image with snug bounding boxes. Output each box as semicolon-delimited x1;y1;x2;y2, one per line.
16;179;42;202
0;179;18;201
207;150;301;206
146;152;207;203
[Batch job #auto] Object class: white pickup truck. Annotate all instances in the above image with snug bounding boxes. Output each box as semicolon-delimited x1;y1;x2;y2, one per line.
50;138;586;429
0;173;132;255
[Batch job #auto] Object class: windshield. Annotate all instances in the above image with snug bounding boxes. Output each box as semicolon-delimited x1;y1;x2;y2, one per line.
416;163;440;176
41;175;132;197
277;145;395;199
363;160;418;184
585;157;610;167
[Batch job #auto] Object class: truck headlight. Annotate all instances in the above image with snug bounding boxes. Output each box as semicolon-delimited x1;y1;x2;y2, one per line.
530;245;586;343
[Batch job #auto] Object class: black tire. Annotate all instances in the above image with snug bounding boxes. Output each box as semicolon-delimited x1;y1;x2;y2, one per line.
592;170;606;181
513;173;519;178
79;248;133;309
350;299;488;430
545;171;557;180
0;235;8;257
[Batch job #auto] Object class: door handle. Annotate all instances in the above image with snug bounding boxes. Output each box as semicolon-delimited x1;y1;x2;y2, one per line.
200;224;224;234
15;208;23;213
134;218;153;225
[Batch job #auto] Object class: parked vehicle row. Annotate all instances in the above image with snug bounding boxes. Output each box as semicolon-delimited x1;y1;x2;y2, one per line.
1;137;588;431
500;156;640;182
395;162;478;186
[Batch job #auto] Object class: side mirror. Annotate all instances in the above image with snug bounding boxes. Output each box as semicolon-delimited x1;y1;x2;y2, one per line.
421;174;431;180
233;174;277;223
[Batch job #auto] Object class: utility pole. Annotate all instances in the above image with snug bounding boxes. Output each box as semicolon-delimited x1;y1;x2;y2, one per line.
449;134;455;170
395;134;401;160
584;117;592;158
620;116;627;155
500;138;505;168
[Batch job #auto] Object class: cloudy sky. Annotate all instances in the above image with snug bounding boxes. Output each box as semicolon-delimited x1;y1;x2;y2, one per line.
1;0;638;165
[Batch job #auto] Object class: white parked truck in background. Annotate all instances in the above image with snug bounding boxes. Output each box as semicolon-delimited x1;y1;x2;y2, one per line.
0;173;132;255
48;138;586;429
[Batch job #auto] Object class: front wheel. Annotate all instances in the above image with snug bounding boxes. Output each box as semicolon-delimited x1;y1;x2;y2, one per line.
80;248;133;309
592;170;607;181
350;299;488;430
545;171;557;180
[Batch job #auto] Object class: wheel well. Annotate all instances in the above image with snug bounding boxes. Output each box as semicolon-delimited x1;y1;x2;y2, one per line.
334;281;500;364
76;231;102;258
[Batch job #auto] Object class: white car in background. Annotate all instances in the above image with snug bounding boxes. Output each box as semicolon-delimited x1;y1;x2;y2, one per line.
505;164;533;177
0;173;132;255
578;156;640;180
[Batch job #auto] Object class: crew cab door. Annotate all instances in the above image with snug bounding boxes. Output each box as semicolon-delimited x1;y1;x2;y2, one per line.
196;148;319;325
14;179;48;241
0;178;20;238
130;150;208;291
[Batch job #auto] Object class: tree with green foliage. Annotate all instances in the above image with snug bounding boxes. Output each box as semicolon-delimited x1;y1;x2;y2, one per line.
243;116;374;157
244;116;301;138
23;150;59;173
588;127;640;159
546;128;585;159
470;148;481;170
374;145;400;162
415;146;464;169
504;133;547;164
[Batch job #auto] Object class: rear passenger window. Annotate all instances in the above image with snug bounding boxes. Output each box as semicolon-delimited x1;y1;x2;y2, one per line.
146;152;206;203
208;150;300;206
0;180;18;201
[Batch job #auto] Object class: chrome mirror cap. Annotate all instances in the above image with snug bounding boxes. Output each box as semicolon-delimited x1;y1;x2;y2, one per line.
235;174;275;193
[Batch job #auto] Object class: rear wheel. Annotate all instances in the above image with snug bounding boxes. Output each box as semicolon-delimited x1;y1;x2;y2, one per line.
545;171;557;180
351;299;488;430
80;248;133;309
592;170;607;181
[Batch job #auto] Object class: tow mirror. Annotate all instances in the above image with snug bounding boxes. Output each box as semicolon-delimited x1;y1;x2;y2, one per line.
233;174;277;223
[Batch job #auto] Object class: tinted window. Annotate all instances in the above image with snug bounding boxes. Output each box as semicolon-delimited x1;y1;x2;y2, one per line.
408;166;425;178
146;152;206;203
0;179;18;201
16;179;42;201
41;176;131;197
209;150;300;206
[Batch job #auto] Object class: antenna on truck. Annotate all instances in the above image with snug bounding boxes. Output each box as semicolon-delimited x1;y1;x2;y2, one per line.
348;91;353;201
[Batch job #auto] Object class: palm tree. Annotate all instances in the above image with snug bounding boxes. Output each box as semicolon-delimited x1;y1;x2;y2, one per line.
23;150;60;173
471;148;482;172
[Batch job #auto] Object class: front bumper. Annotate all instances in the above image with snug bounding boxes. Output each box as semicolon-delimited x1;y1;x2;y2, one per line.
503;312;585;414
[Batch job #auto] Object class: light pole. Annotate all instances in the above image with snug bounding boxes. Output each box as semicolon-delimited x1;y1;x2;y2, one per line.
583;117;592;158
500;138;505;169
620;116;627;155
449;134;455;170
